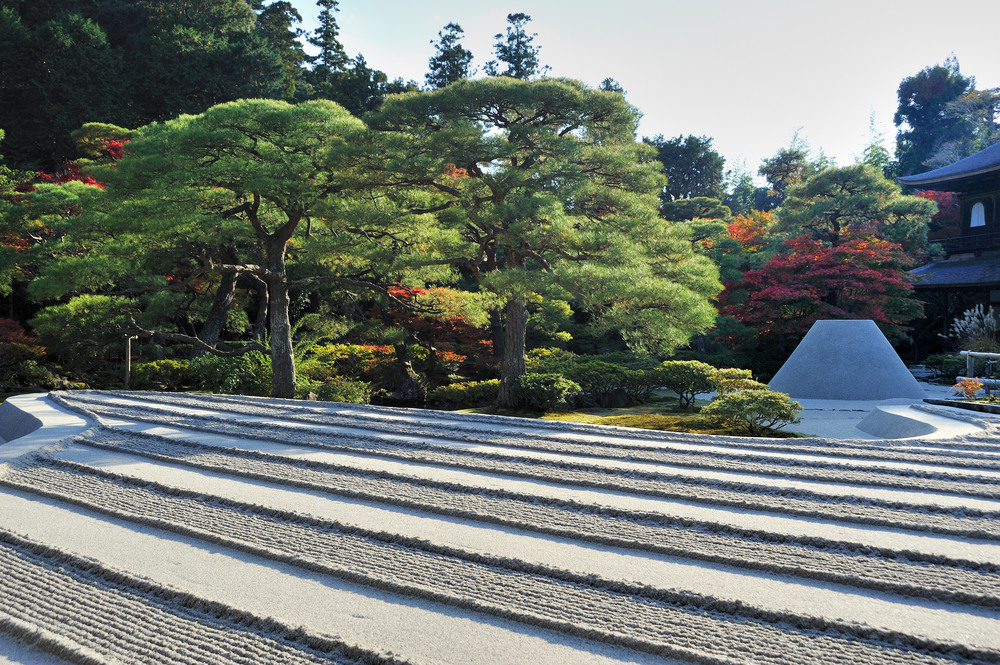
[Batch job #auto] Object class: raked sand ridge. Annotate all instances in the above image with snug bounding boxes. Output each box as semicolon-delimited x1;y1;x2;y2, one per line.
0;390;1000;664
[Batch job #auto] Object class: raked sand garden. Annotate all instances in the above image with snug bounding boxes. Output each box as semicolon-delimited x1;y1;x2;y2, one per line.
1;390;1000;663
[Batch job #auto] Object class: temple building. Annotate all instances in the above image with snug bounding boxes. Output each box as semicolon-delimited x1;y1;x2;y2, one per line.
899;141;1000;350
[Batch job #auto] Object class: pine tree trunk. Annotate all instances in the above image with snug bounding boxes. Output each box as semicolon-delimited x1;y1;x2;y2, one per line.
194;272;238;355
497;296;528;407
265;240;296;399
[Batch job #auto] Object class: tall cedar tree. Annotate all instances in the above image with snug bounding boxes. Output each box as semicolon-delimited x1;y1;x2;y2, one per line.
483;13;549;80
372;78;720;406
425;23;475;89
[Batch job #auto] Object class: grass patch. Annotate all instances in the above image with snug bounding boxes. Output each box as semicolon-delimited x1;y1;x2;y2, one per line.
458;399;798;437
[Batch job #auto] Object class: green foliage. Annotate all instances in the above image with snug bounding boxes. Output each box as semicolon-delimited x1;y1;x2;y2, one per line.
511;373;580;411
29;295;134;374
187;351;272;396
130;359;191;392
308;344;396;380
525;347;576;374
895;56;975;176
644;134;726;203
701;389;802;436
657;360;717;408
298;376;372;404
428;379;501;408
775;164;935;256
426;22;474;88
564;360;629;406
0;318;52;391
921;354;966;380
483;13;548;79
709;367;760;395
374;76;721;407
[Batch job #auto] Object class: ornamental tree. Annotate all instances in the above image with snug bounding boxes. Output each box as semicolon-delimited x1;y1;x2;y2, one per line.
725;235;922;342
35;99;433;398
372;77;721;406
775;163;936;257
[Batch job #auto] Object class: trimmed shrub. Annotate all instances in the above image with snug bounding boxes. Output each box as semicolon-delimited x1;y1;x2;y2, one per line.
130;359;191;391
298;376;372;404
701;389;802;436
922;354;967;380
188;351;271;396
525;347;576;374
564;360;630;407
428;379;501;408
657;360;716;408
709;367;766;395
511;373;580;411
308;343;395;379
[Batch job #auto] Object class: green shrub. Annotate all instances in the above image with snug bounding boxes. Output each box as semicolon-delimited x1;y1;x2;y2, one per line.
511;373;580;411
0;318;52;391
525;347;576;374
308;343;395;379
922;354;967;380
709;367;766;395
657;360;716;408
130;359;191;391
428;379;501;408
298;376;372;403
564;360;630;407
187;351;271;395
701;389;801;436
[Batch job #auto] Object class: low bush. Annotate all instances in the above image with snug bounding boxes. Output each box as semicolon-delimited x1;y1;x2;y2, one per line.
922;354;967;380
709;367;766;395
511;373;580;411
187;351;271;396
701;388;801;436
657;360;716;408
130;359;190;391
564;360;630;407
0;319;52;391
952;378;984;400
428;379;501;408
298;376;372;403
308;343;395;379
525;347;576;374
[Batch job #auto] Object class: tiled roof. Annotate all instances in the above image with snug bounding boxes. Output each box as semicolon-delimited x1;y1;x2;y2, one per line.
898;141;1000;189
910;255;1000;288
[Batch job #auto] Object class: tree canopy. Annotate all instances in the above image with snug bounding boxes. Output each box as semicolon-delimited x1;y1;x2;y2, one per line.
34;99;434;397
894;57;975;176
425;22;474;89
372;77;720;405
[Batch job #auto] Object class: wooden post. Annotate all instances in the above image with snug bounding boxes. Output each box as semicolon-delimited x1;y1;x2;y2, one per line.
124;335;136;389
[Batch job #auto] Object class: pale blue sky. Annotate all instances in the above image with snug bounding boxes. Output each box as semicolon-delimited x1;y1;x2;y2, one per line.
289;0;1000;179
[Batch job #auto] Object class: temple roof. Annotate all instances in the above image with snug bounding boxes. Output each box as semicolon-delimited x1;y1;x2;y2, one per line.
910;254;1000;289
898;141;1000;192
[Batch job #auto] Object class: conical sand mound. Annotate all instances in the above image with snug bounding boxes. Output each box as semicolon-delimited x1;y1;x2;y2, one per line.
769;320;926;400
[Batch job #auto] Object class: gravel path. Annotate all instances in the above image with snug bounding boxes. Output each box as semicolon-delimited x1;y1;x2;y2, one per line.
0;390;998;664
